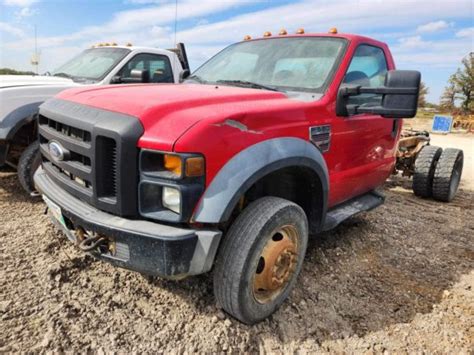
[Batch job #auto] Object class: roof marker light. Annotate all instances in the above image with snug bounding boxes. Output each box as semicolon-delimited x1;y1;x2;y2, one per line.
263;31;272;37
296;28;305;34
279;29;288;35
126;42;133;47
243;35;252;41
329;27;338;34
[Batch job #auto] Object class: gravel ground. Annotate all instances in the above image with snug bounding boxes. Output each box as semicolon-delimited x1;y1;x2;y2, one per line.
1;135;473;353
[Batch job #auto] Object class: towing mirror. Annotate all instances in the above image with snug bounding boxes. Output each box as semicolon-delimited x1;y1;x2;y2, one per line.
336;70;421;118
121;69;150;84
179;69;190;82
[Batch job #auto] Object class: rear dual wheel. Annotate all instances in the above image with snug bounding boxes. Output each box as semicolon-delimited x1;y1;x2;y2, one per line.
213;197;308;324
432;148;464;202
412;145;442;198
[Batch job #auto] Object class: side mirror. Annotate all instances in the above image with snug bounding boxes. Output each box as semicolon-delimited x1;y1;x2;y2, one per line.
179;69;190;82
120;69;150;84
336;70;421;118
110;75;122;84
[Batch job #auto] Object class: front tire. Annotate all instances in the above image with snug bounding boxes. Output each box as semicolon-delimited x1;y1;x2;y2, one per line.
213;196;308;324
18;141;41;196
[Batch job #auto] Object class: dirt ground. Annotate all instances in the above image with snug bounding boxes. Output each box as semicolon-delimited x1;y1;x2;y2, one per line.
1;133;473;353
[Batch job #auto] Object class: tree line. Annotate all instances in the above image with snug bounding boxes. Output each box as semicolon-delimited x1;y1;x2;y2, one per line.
0;68;36;75
418;53;472;114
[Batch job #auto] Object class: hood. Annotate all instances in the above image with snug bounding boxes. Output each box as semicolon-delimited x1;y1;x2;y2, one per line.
0;75;73;89
56;83;304;151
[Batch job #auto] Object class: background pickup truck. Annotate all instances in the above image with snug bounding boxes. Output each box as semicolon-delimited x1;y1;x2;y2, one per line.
0;43;189;194
34;29;462;324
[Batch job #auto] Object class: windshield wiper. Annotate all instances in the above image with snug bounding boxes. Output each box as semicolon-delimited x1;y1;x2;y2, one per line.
216;80;279;92
186;75;207;84
53;72;73;79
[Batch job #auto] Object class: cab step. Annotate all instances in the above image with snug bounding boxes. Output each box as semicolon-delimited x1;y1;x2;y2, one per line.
322;190;385;232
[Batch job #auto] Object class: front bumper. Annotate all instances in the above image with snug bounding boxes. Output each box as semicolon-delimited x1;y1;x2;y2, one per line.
34;167;221;278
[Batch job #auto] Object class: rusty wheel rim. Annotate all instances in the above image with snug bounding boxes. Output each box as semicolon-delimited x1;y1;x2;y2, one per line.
252;225;299;304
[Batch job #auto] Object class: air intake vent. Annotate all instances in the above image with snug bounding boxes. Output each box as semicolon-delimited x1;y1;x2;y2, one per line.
96;136;117;200
310;125;331;153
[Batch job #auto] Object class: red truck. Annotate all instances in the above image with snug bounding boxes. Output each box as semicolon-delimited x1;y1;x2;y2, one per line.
34;29;422;324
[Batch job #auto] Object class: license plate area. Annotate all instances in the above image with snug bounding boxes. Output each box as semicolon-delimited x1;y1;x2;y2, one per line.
43;195;66;228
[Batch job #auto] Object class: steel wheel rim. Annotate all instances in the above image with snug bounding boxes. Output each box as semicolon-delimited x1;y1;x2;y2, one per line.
252;225;299;304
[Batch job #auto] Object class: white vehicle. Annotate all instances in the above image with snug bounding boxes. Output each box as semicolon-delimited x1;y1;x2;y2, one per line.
0;43;190;194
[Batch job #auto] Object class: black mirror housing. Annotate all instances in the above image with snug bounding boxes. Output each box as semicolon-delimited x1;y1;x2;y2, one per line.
179;69;191;83
336;70;421;119
381;70;420;118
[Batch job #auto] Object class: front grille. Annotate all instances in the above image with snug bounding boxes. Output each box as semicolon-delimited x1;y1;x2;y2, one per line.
38;99;143;216
39;115;91;143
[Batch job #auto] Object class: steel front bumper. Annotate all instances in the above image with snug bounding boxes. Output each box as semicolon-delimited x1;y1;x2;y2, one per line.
34;167;221;278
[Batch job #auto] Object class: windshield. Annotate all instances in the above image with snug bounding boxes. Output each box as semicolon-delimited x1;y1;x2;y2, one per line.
52;47;130;82
190;37;347;93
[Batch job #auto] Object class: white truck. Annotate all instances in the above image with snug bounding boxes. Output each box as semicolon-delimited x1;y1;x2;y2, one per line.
0;43;190;194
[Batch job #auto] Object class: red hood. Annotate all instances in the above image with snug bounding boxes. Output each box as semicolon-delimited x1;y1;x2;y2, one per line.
57;83;294;150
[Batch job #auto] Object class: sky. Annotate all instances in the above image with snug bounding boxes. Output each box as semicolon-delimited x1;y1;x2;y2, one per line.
0;0;473;103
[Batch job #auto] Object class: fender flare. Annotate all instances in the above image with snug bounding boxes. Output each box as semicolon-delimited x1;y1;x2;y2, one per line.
0;102;42;141
193;137;329;229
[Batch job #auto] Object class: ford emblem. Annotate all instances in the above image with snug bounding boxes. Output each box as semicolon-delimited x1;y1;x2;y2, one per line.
48;141;66;161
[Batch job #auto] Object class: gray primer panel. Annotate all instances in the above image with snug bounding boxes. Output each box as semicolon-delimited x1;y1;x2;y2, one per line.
193;137;329;225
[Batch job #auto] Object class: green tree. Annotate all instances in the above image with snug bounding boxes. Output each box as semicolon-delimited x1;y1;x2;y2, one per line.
452;52;473;113
440;74;457;111
418;81;429;107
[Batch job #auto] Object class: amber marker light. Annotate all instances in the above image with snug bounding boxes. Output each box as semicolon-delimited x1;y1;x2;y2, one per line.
243;35;252;41
263;31;272;37
296;28;305;34
164;154;182;176
329;27;338;34
279;29;288;35
185;157;205;177
126;42;133;47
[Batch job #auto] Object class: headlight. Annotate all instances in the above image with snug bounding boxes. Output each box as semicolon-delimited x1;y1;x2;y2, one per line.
141;151;205;179
138;150;205;222
162;186;181;214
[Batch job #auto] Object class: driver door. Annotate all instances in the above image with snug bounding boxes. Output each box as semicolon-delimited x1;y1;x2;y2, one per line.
328;44;397;206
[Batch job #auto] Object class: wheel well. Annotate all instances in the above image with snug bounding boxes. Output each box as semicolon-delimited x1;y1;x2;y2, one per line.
6;119;37;166
237;166;324;234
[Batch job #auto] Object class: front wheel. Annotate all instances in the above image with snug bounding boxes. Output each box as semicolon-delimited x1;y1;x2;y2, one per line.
213;196;308;324
18;141;41;196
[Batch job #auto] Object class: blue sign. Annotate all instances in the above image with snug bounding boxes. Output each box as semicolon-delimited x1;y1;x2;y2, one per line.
432;115;453;133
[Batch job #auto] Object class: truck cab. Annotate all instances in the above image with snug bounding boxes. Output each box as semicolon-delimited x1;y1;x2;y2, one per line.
34;29;420;324
0;43;189;194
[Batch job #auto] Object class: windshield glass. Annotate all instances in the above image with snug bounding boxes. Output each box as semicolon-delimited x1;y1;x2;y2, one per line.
52;47;130;81
190;37;347;93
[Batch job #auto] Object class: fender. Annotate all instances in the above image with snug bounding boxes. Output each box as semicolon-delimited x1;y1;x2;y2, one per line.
0;102;41;141
193;137;329;230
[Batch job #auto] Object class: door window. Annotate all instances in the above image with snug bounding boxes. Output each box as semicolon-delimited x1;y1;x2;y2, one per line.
343;45;388;107
118;53;173;83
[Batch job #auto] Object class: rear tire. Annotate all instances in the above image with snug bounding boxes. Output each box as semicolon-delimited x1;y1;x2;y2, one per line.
213;196;308;324
17;141;41;196
432;148;463;202
412;145;442;198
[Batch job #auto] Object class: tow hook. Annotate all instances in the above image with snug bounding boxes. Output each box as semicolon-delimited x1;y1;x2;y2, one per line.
75;228;113;254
